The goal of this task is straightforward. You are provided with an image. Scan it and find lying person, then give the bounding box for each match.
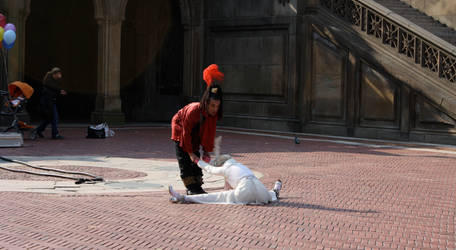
[168,154,282,205]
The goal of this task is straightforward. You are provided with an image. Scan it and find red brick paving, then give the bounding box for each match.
[1,127,455,249]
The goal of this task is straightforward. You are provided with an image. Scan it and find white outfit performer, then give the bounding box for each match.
[169,155,282,205]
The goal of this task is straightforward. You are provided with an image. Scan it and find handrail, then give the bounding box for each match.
[320,0,456,84]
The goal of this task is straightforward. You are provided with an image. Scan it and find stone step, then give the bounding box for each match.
[373,0,456,46]
[0,132,23,148]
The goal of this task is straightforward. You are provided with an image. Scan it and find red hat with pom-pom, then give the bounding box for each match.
[203,64,224,87]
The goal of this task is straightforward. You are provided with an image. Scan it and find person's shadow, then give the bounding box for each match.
[267,198,378,214]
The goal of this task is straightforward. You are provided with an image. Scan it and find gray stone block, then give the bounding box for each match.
[0,132,23,148]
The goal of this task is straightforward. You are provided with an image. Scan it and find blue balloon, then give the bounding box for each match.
[2,40,14,50]
[3,30,16,45]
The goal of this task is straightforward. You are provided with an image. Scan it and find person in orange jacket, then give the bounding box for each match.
[171,64,224,195]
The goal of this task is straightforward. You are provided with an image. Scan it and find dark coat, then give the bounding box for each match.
[40,76,61,119]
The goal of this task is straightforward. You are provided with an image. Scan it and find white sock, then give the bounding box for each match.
[273,180,282,192]
[273,180,282,198]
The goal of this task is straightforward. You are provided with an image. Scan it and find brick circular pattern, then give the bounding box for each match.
[0,165,147,181]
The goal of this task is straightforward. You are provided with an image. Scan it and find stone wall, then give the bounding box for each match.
[205,0,300,131]
[400,0,456,30]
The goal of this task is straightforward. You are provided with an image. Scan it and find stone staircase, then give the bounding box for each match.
[316,0,456,143]
[373,0,456,46]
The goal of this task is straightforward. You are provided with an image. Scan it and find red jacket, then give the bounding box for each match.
[171,102,218,153]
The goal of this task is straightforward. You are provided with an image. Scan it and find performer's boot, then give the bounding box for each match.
[182,176,207,195]
[182,176,201,195]
[194,176,207,194]
[185,184,206,195]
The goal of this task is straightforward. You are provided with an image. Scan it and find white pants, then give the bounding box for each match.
[184,177,277,205]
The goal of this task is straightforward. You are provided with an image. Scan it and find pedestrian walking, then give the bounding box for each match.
[31,67,66,140]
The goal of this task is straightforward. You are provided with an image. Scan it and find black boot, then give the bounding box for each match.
[186,184,206,195]
[30,129,44,140]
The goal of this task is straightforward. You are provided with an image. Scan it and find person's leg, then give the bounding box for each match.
[183,190,237,204]
[273,179,282,199]
[31,98,51,139]
[169,185,237,204]
[35,119,49,133]
[51,103,60,138]
[31,118,49,139]
[232,178,280,204]
[189,151,206,194]
[175,142,203,194]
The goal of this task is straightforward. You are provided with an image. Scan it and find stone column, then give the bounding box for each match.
[1,0,30,85]
[180,0,204,101]
[91,0,128,124]
[296,0,319,128]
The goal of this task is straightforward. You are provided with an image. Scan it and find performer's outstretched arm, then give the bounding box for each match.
[196,160,225,175]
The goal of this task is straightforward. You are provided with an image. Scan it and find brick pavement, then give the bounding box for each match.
[0,127,455,249]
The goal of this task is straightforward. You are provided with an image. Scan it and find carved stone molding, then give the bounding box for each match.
[320,0,456,86]
[93,0,128,24]
[179,0,202,29]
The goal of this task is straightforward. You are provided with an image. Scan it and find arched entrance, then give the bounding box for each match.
[23,0,193,123]
[25,0,97,122]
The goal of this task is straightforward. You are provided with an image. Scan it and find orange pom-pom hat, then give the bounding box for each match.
[203,64,224,87]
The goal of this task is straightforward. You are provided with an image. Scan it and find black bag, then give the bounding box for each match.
[87,126,105,139]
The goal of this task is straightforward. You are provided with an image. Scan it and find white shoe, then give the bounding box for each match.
[169,197,179,203]
[273,180,282,198]
[168,186,183,202]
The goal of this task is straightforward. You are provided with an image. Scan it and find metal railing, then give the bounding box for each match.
[320,0,456,84]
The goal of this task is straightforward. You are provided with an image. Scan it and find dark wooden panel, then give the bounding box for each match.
[311,32,346,122]
[359,63,399,125]
[412,94,456,131]
[206,20,296,119]
[211,28,287,98]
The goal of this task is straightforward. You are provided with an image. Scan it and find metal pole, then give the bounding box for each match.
[1,47,8,91]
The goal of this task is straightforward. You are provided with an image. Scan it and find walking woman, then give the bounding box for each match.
[171,64,224,195]
[31,67,67,140]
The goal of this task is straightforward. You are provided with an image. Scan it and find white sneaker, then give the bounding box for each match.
[273,180,282,198]
[169,197,179,203]
[168,186,183,202]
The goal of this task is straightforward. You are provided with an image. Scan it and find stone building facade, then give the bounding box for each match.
[1,0,456,144]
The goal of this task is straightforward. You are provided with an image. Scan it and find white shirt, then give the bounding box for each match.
[197,158,255,188]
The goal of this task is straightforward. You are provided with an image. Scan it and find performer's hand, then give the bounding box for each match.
[189,153,200,164]
[202,152,211,163]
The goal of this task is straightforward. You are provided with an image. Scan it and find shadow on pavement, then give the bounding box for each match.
[270,200,378,214]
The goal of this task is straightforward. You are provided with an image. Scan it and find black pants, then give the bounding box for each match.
[174,141,203,191]
[36,97,59,137]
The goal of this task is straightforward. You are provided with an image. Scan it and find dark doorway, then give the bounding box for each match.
[121,0,184,122]
[25,0,97,122]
